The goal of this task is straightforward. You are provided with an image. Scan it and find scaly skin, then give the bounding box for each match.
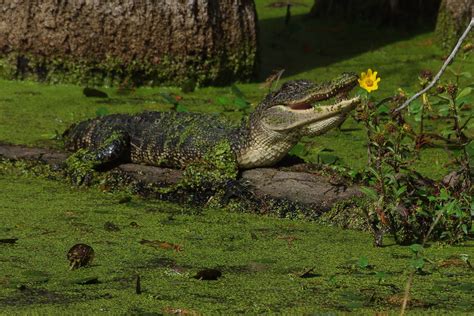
[64,73,361,169]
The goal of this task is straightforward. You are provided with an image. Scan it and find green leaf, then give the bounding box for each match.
[438,104,451,117]
[176,104,188,113]
[234,98,250,110]
[409,244,423,254]
[159,92,178,105]
[447,66,458,76]
[376,104,390,114]
[395,185,407,197]
[216,96,231,106]
[460,254,470,263]
[230,84,246,99]
[410,258,425,270]
[318,153,339,164]
[375,271,387,282]
[456,87,473,101]
[408,100,422,114]
[360,187,378,201]
[95,107,109,117]
[358,256,369,269]
[288,143,307,157]
[459,72,472,79]
[439,188,450,201]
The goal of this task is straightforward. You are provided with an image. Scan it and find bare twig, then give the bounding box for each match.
[399,210,445,316]
[395,18,474,112]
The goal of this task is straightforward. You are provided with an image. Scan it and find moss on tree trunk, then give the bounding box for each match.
[435,0,473,51]
[0,0,258,87]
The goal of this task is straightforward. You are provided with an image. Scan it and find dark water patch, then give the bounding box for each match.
[224,262,271,274]
[83,87,108,98]
[103,221,121,232]
[434,281,474,293]
[74,277,101,285]
[193,268,222,281]
[0,286,72,307]
[21,270,50,284]
[0,238,18,244]
[298,267,322,278]
[14,91,41,96]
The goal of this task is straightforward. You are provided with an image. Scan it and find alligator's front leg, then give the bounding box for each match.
[65,131,130,185]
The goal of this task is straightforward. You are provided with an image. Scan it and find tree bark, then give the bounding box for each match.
[435,0,473,51]
[310,0,441,27]
[0,0,258,87]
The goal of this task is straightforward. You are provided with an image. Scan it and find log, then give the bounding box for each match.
[0,0,258,86]
[0,143,362,214]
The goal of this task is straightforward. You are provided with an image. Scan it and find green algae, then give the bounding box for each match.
[180,140,238,190]
[0,1,473,313]
[0,168,473,314]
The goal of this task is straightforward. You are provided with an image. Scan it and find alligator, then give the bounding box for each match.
[64,73,361,170]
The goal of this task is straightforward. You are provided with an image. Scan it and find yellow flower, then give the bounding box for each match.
[358,69,381,93]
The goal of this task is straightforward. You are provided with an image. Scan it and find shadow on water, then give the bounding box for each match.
[257,12,439,79]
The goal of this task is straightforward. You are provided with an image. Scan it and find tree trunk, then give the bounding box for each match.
[310,0,441,27]
[435,0,473,51]
[0,0,258,87]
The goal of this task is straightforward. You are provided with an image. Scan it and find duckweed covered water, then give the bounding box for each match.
[1,169,473,314]
[1,0,473,313]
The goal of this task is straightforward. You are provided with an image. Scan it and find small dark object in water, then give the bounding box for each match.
[75,277,100,285]
[83,87,108,98]
[193,268,222,280]
[67,243,95,270]
[118,196,132,204]
[135,274,142,294]
[104,221,121,232]
[0,238,18,244]
[130,221,140,228]
[299,267,321,278]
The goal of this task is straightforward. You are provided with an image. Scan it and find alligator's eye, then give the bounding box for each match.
[288,102,312,110]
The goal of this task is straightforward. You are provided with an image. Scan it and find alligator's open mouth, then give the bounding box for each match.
[287,83,358,112]
[283,72,359,112]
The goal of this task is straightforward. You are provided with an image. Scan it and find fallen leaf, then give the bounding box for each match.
[140,239,183,252]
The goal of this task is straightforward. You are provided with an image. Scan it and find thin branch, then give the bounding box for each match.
[395,18,474,112]
[399,210,444,316]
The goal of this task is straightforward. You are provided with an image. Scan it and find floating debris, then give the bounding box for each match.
[67,243,95,270]
[193,268,222,281]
